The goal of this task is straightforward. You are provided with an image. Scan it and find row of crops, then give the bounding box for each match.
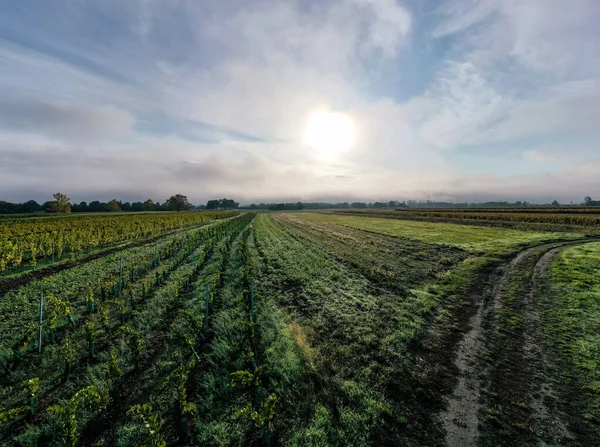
[3,211,399,446]
[0,211,493,446]
[397,207,600,214]
[0,211,238,271]
[4,210,596,446]
[402,211,600,226]
[336,209,600,227]
[0,212,258,445]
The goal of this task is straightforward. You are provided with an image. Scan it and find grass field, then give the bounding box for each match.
[545,243,600,421]
[296,212,584,253]
[0,211,598,446]
[333,208,600,234]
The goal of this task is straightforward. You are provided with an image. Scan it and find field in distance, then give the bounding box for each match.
[331,206,600,233]
[0,210,599,446]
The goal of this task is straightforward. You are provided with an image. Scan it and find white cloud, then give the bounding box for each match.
[522,150,558,163]
[1,0,599,203]
[433,0,497,38]
[354,0,412,57]
[0,97,133,142]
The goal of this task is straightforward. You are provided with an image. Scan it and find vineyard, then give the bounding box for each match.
[0,212,237,273]
[334,208,600,232]
[0,211,599,446]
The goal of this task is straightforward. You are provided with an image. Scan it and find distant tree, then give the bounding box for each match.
[71,201,88,213]
[166,194,192,212]
[584,196,593,206]
[87,201,105,212]
[143,199,154,211]
[551,200,559,206]
[131,201,143,212]
[22,200,41,213]
[51,192,71,214]
[121,202,131,212]
[350,202,368,209]
[206,199,220,210]
[107,199,121,212]
[0,201,21,214]
[41,201,54,212]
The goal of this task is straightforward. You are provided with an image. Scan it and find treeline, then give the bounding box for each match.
[0,194,243,215]
[242,201,408,210]
[0,198,179,214]
[3,195,596,215]
[240,198,597,210]
[201,198,239,210]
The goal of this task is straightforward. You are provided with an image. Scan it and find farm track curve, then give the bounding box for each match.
[442,237,600,447]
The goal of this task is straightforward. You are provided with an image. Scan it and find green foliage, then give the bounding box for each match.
[0,407,26,424]
[162,359,198,418]
[25,377,39,415]
[0,377,38,423]
[48,385,108,447]
[170,310,202,361]
[545,243,600,421]
[126,404,167,447]
[63,337,74,377]
[108,351,123,380]
[287,405,334,446]
[231,368,260,388]
[235,393,278,428]
[116,325,142,364]
[298,212,583,254]
[166,194,192,212]
[86,288,95,313]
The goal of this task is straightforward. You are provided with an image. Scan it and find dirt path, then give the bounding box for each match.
[441,238,600,447]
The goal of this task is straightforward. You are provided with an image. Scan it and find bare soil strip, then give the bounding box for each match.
[442,239,600,447]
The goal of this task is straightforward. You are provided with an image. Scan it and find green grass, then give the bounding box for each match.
[251,214,501,445]
[3,209,595,446]
[297,213,583,254]
[545,242,600,421]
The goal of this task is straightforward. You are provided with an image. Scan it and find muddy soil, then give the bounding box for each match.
[441,239,600,447]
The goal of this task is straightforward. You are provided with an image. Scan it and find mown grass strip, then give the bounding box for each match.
[297,213,583,254]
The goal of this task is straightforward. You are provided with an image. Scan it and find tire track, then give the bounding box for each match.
[442,238,600,447]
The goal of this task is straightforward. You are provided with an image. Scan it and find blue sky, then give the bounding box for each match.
[1,0,599,204]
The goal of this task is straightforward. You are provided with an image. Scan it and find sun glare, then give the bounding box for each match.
[304,108,356,158]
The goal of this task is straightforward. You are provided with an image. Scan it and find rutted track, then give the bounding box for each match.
[442,238,600,447]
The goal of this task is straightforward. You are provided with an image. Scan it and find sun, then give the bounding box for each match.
[304,108,356,158]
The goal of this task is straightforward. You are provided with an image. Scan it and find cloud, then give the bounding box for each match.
[522,150,560,163]
[0,0,599,203]
[433,0,497,38]
[0,97,133,142]
[354,0,412,57]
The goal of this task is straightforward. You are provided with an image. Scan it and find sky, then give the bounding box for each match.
[1,0,599,205]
